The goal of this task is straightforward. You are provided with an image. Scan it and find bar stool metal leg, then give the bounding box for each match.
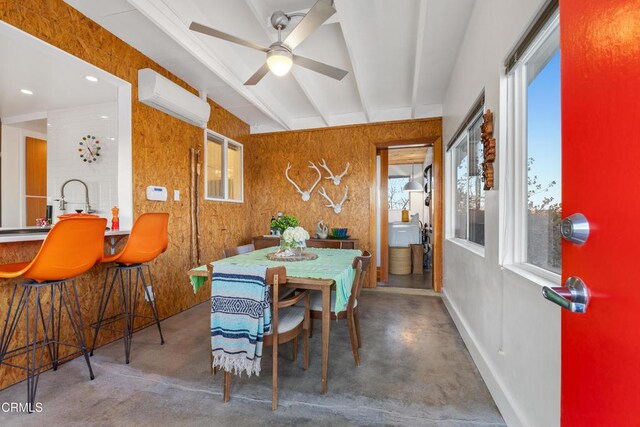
[63,280,95,381]
[118,268,132,364]
[90,266,118,356]
[91,263,165,363]
[0,285,26,366]
[141,265,164,345]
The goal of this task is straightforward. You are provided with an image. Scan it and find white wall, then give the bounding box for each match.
[0,124,47,228]
[47,102,118,221]
[441,1,561,427]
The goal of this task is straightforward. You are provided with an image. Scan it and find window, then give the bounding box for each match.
[503,9,561,278]
[388,176,410,210]
[450,114,485,246]
[204,130,243,202]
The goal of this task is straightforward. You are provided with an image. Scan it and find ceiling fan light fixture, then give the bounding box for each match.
[266,47,293,76]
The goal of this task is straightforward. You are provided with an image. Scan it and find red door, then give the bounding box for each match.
[560,0,640,424]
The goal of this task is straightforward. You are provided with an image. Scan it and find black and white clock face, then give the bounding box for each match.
[78,135,101,163]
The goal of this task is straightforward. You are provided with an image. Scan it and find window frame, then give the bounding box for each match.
[500,10,560,285]
[203,129,244,203]
[446,110,485,255]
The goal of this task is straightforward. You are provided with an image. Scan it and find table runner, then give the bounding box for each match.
[190,247,361,313]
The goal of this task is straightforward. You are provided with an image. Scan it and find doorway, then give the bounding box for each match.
[375,139,443,292]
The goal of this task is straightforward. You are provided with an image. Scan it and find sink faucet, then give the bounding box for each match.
[57,179,95,213]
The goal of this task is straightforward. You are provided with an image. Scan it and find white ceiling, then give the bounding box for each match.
[64,0,474,133]
[0,22,118,121]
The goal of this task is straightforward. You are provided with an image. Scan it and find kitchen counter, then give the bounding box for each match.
[0,228,130,244]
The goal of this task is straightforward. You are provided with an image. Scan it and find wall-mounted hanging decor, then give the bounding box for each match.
[285,162,321,201]
[78,135,101,163]
[318,159,350,185]
[481,109,496,190]
[319,186,349,214]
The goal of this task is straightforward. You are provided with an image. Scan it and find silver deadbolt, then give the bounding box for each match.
[560,213,589,245]
[542,277,590,313]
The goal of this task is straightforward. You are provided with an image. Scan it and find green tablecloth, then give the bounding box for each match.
[190,247,361,313]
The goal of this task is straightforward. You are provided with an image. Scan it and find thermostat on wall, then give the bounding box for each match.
[146,186,168,202]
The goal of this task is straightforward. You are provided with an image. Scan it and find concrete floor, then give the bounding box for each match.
[0,291,504,426]
[379,271,434,289]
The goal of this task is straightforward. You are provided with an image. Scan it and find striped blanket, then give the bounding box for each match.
[210,264,271,376]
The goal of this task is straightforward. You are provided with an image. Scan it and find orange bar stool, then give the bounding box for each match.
[0,217,107,410]
[90,213,168,363]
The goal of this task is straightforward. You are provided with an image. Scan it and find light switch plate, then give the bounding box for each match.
[174,190,180,201]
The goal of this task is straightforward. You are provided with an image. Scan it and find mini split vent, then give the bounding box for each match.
[138,68,211,128]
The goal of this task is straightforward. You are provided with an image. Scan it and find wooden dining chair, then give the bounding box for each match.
[222,243,255,258]
[308,251,371,366]
[223,266,310,411]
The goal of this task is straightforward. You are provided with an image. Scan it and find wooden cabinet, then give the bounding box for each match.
[252,236,359,250]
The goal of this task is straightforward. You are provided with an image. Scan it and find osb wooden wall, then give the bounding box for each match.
[245,118,442,287]
[0,0,252,390]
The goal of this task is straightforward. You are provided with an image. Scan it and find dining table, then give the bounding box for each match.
[187,246,361,394]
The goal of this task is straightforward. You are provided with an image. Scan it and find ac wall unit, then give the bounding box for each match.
[138,68,210,128]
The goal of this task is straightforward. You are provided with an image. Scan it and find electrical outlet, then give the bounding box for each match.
[174,190,180,201]
[144,285,155,302]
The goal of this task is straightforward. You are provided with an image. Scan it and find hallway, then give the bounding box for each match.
[0,291,503,426]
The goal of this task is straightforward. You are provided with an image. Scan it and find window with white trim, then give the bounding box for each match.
[504,9,561,278]
[204,130,243,202]
[450,112,485,247]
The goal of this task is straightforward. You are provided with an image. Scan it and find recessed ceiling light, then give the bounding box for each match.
[85,75,99,82]
[100,115,109,119]
[20,89,34,95]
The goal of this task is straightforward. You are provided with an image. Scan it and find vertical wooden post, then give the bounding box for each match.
[379,149,389,283]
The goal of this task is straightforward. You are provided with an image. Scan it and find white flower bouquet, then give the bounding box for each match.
[282,226,310,246]
[278,226,309,256]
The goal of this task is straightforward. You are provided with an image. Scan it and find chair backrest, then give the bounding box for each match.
[24,216,107,282]
[350,250,372,303]
[114,213,169,265]
[222,243,255,259]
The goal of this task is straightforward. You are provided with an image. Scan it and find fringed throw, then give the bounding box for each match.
[210,264,271,377]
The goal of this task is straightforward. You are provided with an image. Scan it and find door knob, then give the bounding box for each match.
[542,277,590,313]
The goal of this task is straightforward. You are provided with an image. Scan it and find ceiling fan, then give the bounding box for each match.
[189,0,348,85]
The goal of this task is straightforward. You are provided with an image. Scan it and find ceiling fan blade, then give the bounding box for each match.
[293,54,348,81]
[189,22,269,53]
[283,0,336,50]
[244,63,271,85]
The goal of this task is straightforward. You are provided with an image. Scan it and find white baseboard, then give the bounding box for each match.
[442,289,526,427]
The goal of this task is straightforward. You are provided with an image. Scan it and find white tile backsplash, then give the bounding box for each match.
[47,102,119,222]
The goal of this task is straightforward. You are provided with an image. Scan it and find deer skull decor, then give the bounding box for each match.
[318,159,350,186]
[319,186,349,214]
[285,162,322,202]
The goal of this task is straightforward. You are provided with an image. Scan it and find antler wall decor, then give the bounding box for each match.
[318,186,349,214]
[318,159,350,185]
[481,109,496,190]
[285,162,322,201]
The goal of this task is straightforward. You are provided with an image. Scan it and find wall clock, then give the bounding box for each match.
[78,135,101,163]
